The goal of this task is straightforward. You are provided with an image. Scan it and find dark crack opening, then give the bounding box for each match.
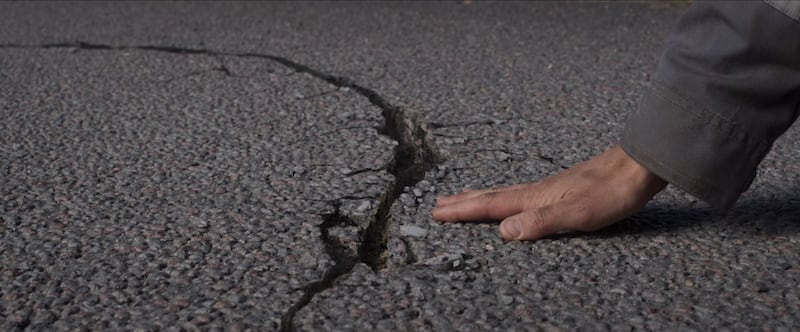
[536,152,570,170]
[0,41,444,332]
[266,53,443,272]
[279,204,358,332]
[362,103,439,270]
[272,59,443,328]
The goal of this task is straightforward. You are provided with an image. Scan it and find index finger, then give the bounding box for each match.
[432,189,530,222]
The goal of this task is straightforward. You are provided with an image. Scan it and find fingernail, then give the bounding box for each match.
[500,220,521,239]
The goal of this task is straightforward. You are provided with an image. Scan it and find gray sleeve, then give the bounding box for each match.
[620,0,800,209]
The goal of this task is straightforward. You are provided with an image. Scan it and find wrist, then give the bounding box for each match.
[615,146,667,196]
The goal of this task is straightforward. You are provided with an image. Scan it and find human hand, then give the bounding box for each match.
[432,146,667,241]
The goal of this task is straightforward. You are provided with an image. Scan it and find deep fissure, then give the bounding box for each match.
[0,41,442,331]
[279,204,358,332]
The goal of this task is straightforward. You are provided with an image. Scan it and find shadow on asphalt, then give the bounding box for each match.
[549,191,800,241]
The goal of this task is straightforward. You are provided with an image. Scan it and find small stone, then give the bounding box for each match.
[386,238,410,267]
[400,225,428,238]
[419,253,465,271]
[412,188,424,197]
[417,180,431,191]
[291,166,305,175]
[194,314,212,324]
[500,295,514,305]
[190,217,208,228]
[357,200,372,211]
[399,193,416,206]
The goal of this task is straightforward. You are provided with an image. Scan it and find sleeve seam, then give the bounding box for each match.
[649,80,768,149]
[621,138,712,195]
[648,80,771,167]
[621,140,736,208]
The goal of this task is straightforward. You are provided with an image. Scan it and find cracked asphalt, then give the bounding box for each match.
[2,2,800,331]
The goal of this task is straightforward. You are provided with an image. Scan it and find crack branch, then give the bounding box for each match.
[535,152,570,170]
[1,40,445,332]
[429,119,497,129]
[343,167,384,177]
[432,133,493,144]
[279,203,357,332]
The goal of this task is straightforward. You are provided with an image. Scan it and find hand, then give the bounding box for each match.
[432,146,667,241]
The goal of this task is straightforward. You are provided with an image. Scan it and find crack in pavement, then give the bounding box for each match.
[280,202,358,332]
[429,119,498,128]
[0,41,443,332]
[535,153,570,170]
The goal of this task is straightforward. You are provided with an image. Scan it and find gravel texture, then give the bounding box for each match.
[3,2,800,330]
[0,48,394,330]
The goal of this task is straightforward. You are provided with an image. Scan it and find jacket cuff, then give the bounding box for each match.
[620,81,772,209]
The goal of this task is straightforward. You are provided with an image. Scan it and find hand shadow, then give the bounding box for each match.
[549,191,800,241]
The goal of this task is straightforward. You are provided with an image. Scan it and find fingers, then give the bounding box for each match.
[432,190,530,222]
[433,146,667,242]
[499,202,593,241]
[435,189,483,207]
[435,183,535,207]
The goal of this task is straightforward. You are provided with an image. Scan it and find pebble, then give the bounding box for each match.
[9,5,800,331]
[419,253,465,271]
[399,225,428,238]
[399,193,416,207]
[357,200,372,211]
[190,217,209,228]
[0,47,397,331]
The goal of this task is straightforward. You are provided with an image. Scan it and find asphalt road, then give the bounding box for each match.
[2,2,800,331]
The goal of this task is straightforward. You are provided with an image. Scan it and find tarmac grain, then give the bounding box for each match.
[3,2,800,330]
[0,48,395,330]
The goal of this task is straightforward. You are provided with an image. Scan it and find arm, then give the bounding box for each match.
[622,0,800,209]
[434,1,800,240]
